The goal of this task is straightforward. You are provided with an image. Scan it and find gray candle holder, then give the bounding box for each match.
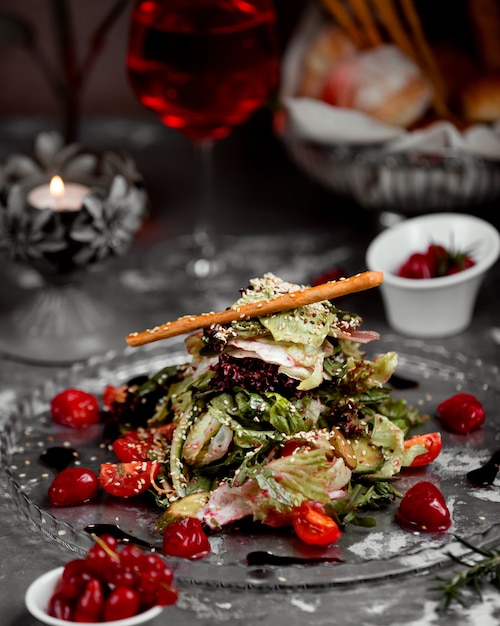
[0,131,148,363]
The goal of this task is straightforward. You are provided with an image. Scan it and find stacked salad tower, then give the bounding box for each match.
[107,273,429,542]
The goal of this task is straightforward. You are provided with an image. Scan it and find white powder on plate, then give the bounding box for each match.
[347,530,414,559]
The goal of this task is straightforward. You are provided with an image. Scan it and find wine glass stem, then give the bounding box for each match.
[189,140,220,278]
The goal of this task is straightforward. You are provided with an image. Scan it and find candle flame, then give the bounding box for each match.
[50,175,65,200]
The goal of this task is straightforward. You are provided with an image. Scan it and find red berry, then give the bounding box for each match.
[118,543,144,570]
[437,393,485,434]
[162,517,211,559]
[73,578,104,622]
[47,592,74,620]
[85,535,120,579]
[446,255,475,275]
[51,388,100,429]
[426,244,447,276]
[107,562,138,588]
[398,252,434,279]
[397,243,475,279]
[48,467,99,507]
[103,586,140,621]
[396,481,451,532]
[56,559,94,600]
[140,553,170,575]
[47,539,180,622]
[156,583,180,606]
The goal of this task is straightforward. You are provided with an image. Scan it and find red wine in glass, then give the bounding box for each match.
[126,0,279,282]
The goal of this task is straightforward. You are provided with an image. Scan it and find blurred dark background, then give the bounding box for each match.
[0,0,308,123]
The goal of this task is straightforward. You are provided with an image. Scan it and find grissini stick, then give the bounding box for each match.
[126,270,384,347]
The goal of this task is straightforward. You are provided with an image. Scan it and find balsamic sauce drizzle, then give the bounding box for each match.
[246,551,343,566]
[39,446,79,472]
[388,374,419,390]
[84,523,156,551]
[466,450,500,487]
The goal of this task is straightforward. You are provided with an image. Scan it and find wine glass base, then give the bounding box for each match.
[0,280,138,365]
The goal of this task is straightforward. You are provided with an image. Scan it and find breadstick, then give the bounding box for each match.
[126,271,384,347]
[371,0,416,62]
[400,0,450,118]
[349,0,383,48]
[322,0,367,48]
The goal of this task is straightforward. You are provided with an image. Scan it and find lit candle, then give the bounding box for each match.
[27,175,90,211]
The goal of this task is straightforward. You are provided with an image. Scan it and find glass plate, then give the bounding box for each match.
[2,336,500,590]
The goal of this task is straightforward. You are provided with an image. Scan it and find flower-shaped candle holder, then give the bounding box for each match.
[0,132,148,363]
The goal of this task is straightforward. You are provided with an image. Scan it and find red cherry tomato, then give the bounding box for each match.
[51,388,100,429]
[396,481,451,532]
[48,467,99,506]
[404,432,442,467]
[112,425,175,462]
[437,393,485,434]
[102,384,127,410]
[112,436,152,462]
[162,517,211,559]
[280,440,311,457]
[292,501,342,546]
[99,460,161,498]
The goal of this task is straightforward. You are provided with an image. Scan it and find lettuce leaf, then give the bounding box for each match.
[198,449,352,529]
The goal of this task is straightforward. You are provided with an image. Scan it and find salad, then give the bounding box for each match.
[102,273,435,547]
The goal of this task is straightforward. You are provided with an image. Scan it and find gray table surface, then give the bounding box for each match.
[1,117,500,626]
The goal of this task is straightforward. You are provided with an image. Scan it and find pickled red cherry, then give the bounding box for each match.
[437,393,485,434]
[47,593,74,620]
[162,517,211,559]
[56,559,94,600]
[46,535,179,622]
[103,586,140,621]
[85,534,120,578]
[73,578,104,622]
[396,481,451,532]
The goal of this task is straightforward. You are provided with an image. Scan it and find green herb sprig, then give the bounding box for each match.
[434,536,500,612]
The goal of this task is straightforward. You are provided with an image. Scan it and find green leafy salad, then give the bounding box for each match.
[107,273,429,538]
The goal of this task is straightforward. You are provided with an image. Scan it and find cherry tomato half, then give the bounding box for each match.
[112,436,151,462]
[292,501,342,546]
[404,432,442,467]
[112,425,175,462]
[99,461,160,498]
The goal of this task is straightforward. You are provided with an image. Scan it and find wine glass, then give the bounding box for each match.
[125,0,280,302]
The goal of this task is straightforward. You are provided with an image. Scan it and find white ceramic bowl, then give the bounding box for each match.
[365,213,500,337]
[25,567,164,626]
